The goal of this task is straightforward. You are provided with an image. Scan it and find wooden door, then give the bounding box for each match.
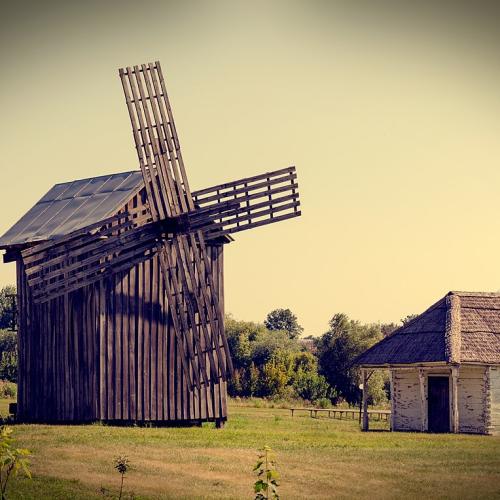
[428,376,450,433]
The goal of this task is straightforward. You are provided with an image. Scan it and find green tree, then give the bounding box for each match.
[0,287,15,331]
[264,309,303,339]
[252,330,299,367]
[381,322,399,337]
[293,370,330,402]
[260,358,290,397]
[225,314,334,401]
[0,331,17,383]
[401,314,418,325]
[316,313,386,405]
[225,315,268,369]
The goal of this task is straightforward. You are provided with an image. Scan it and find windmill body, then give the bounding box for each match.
[0,62,301,425]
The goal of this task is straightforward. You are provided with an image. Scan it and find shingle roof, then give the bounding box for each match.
[0,171,144,248]
[356,291,500,366]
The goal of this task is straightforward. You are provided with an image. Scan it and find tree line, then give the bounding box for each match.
[226,307,412,406]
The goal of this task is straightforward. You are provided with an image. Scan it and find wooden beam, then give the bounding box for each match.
[418,368,427,432]
[451,365,460,433]
[389,370,395,431]
[361,369,369,431]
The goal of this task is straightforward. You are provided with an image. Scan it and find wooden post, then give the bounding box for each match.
[418,368,427,432]
[388,369,394,431]
[361,369,369,431]
[451,365,459,433]
[484,367,493,435]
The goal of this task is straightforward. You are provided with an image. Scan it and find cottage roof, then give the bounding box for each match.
[0,171,144,249]
[356,291,500,366]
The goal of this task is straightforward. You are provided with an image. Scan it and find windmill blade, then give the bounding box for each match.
[119,61,233,385]
[190,166,301,239]
[119,62,192,221]
[22,208,156,303]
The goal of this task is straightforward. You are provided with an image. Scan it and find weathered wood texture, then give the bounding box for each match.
[391,365,490,434]
[457,365,487,434]
[16,197,227,424]
[489,366,500,435]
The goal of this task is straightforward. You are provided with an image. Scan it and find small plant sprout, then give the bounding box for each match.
[0,426,31,500]
[113,455,130,500]
[253,445,279,500]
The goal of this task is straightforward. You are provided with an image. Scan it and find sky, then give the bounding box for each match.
[1,1,500,336]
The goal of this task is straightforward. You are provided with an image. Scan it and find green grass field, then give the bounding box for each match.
[2,399,500,499]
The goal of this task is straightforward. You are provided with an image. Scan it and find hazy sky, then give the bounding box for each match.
[1,1,500,335]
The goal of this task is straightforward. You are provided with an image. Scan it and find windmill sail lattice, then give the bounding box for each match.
[20,61,301,390]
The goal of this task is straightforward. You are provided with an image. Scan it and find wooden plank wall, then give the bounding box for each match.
[457,365,487,434]
[392,369,422,431]
[489,366,500,435]
[391,366,490,434]
[16,242,227,424]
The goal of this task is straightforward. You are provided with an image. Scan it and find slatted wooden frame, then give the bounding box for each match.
[19,60,301,401]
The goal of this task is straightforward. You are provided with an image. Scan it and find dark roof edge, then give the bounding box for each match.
[353,294,448,366]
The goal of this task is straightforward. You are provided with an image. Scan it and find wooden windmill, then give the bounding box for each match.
[2,61,301,425]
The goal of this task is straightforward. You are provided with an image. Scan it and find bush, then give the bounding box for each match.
[0,381,16,399]
[316,397,331,409]
[292,370,330,402]
[0,331,16,383]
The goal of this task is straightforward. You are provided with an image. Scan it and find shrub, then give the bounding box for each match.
[293,370,330,402]
[0,426,31,499]
[0,332,17,383]
[315,398,331,409]
[253,446,279,500]
[113,455,130,500]
[0,382,16,400]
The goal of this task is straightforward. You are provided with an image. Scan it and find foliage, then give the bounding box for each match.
[0,288,15,332]
[0,332,17,383]
[252,330,300,367]
[226,311,391,405]
[254,446,279,500]
[226,315,309,400]
[264,308,303,340]
[293,370,331,402]
[366,370,390,406]
[401,314,418,325]
[315,397,331,409]
[0,426,31,499]
[316,313,387,405]
[0,382,16,400]
[113,455,130,500]
[260,359,290,398]
[380,322,399,337]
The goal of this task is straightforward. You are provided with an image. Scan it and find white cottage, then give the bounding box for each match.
[356,291,500,434]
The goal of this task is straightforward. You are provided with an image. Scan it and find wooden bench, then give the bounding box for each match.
[290,407,391,422]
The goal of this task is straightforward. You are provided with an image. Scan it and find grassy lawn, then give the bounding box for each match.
[1,399,499,499]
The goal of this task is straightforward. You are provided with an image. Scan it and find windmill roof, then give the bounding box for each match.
[356,291,500,366]
[0,171,144,248]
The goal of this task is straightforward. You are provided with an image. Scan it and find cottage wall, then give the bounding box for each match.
[457,365,487,434]
[392,369,422,431]
[391,366,490,434]
[489,366,500,435]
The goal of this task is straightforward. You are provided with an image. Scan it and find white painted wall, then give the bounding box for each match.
[392,370,422,431]
[489,366,500,435]
[457,365,487,434]
[391,366,490,434]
